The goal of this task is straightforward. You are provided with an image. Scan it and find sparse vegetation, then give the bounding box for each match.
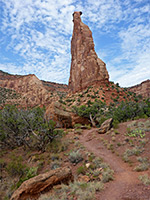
[72,99,150,127]
[39,181,103,200]
[0,77,150,200]
[134,157,149,171]
[0,87,21,105]
[69,150,83,164]
[0,105,58,151]
[123,146,144,162]
[101,168,114,183]
[139,174,150,185]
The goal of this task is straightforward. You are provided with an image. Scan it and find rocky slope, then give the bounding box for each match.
[69,11,109,92]
[129,79,150,99]
[0,70,68,107]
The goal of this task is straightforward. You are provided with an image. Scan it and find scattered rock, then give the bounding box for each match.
[98,118,113,134]
[85,163,91,168]
[10,167,73,200]
[69,11,109,92]
[78,175,90,183]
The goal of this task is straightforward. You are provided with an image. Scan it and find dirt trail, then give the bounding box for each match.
[79,128,150,200]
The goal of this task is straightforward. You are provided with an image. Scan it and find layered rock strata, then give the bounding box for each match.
[0,71,68,107]
[69,11,109,92]
[129,80,150,99]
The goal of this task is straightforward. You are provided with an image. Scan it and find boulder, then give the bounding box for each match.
[45,102,72,128]
[69,11,109,92]
[98,118,113,134]
[46,101,90,128]
[10,167,73,200]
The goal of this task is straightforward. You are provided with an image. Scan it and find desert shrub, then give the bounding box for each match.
[107,101,148,122]
[127,128,145,138]
[69,150,83,164]
[66,98,72,102]
[16,166,38,188]
[84,124,91,129]
[46,137,68,153]
[50,161,61,170]
[58,99,66,105]
[72,101,107,126]
[7,155,26,177]
[74,123,82,128]
[116,83,120,87]
[137,157,148,163]
[0,105,57,151]
[123,146,144,162]
[112,119,119,129]
[139,174,150,185]
[134,157,149,171]
[72,98,150,127]
[134,162,149,172]
[114,130,120,135]
[101,168,114,183]
[77,165,87,175]
[43,181,103,200]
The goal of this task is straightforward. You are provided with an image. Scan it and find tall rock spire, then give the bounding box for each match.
[69,11,109,92]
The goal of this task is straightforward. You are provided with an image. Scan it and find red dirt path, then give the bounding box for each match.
[79,128,150,200]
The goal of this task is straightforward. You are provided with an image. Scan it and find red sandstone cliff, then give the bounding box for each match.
[69,11,109,92]
[128,80,150,99]
[0,71,68,107]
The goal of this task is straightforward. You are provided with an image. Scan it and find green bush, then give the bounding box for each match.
[0,105,57,151]
[101,168,114,183]
[74,123,82,128]
[72,98,150,127]
[69,150,83,164]
[139,174,150,185]
[16,166,38,188]
[134,162,149,172]
[127,128,145,138]
[123,146,144,162]
[134,157,149,172]
[77,165,87,175]
[7,156,26,177]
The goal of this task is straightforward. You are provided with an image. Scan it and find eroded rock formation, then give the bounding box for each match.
[0,71,68,107]
[10,167,73,200]
[45,101,90,128]
[128,80,150,99]
[69,11,109,92]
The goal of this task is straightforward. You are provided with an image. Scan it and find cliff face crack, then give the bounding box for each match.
[69,11,109,92]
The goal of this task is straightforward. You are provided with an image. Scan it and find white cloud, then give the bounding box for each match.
[0,0,150,87]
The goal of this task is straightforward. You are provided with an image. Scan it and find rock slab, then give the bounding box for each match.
[69,11,109,92]
[98,118,113,134]
[45,101,90,128]
[10,167,73,200]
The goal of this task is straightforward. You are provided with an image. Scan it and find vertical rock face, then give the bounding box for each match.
[69,11,109,92]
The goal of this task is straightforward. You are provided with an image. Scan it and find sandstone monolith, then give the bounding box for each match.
[69,11,109,92]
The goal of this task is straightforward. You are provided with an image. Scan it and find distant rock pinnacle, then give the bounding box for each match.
[69,11,109,92]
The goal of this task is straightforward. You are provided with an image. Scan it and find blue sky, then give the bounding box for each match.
[0,0,150,87]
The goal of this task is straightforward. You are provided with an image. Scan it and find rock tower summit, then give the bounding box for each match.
[69,11,109,92]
